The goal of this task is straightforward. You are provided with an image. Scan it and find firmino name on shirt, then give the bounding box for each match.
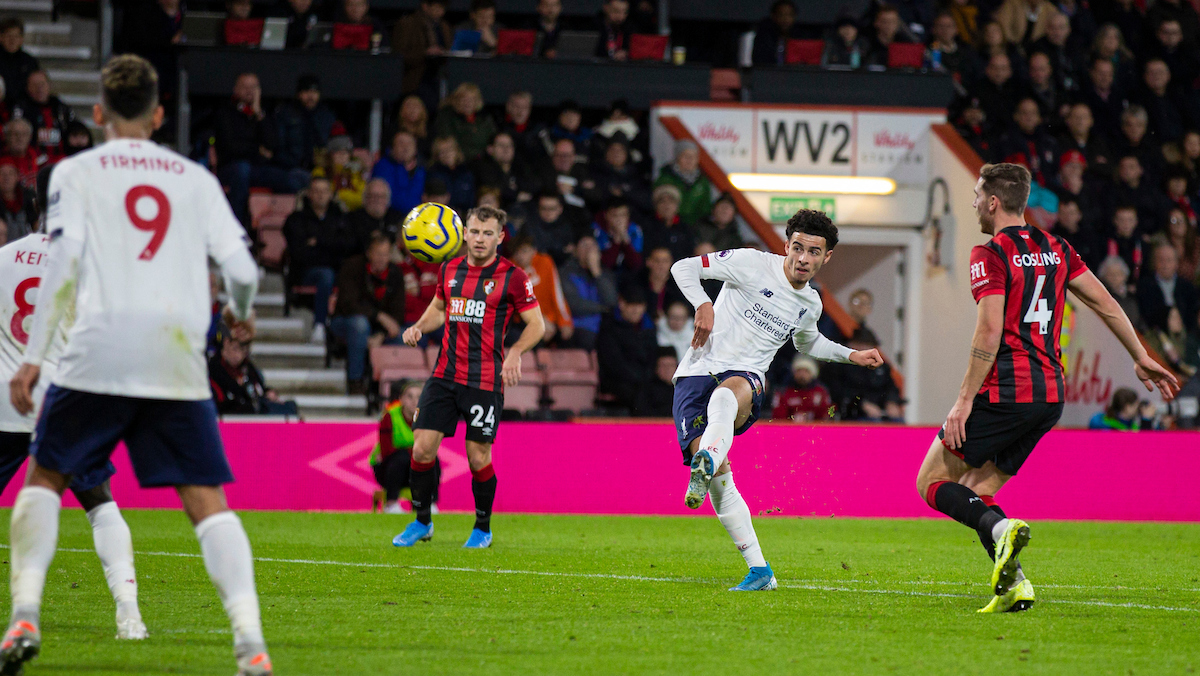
[97,154,185,173]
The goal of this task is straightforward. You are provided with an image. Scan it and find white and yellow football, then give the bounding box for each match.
[401,202,463,263]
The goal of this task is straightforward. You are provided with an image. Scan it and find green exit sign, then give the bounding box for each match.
[768,197,836,222]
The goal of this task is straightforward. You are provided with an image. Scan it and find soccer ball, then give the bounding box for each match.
[402,202,463,263]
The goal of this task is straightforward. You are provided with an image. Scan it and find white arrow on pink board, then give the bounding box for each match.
[307,432,471,497]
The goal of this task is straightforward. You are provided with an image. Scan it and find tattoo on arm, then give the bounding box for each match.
[970,347,996,362]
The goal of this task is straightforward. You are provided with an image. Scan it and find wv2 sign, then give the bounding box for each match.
[758,113,853,172]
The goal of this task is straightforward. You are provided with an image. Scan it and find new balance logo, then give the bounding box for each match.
[759,288,774,298]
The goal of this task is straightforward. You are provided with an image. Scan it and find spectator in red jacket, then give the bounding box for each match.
[3,117,44,188]
[771,356,834,422]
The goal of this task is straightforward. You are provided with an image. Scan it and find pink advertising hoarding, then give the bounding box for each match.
[1,420,1196,521]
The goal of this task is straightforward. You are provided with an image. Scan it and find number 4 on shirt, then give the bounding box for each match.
[1023,274,1053,335]
[125,185,170,261]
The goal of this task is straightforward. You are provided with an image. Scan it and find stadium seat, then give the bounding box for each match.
[378,366,435,385]
[496,29,536,56]
[256,227,287,272]
[332,23,372,50]
[548,384,597,412]
[371,345,427,381]
[887,43,925,69]
[543,349,598,384]
[504,383,542,414]
[425,345,441,367]
[785,39,824,65]
[223,19,264,46]
[629,34,668,61]
[710,68,741,101]
[249,193,297,231]
[520,351,544,385]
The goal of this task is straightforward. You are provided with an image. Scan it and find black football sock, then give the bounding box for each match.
[409,459,437,526]
[977,501,1007,560]
[471,464,497,533]
[928,481,1004,542]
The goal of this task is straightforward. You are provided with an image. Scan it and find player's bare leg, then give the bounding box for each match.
[394,429,443,547]
[463,441,496,548]
[684,376,753,509]
[74,482,146,640]
[916,440,1031,607]
[179,485,271,676]
[2,461,69,674]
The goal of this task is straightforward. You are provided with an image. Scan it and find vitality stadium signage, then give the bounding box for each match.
[651,102,946,189]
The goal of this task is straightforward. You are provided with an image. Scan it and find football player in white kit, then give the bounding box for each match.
[3,56,271,675]
[670,210,884,591]
[0,166,148,643]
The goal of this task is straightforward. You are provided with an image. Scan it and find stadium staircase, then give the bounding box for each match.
[0,0,101,129]
[251,271,369,418]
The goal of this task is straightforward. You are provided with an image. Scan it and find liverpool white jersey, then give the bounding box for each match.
[36,138,249,400]
[673,248,845,381]
[0,234,66,431]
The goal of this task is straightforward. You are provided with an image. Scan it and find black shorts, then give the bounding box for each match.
[938,395,1063,476]
[414,377,504,444]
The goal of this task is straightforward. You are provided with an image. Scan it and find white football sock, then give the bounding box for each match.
[9,486,61,623]
[195,511,264,651]
[991,518,1011,544]
[709,472,766,569]
[86,502,140,618]
[697,388,738,470]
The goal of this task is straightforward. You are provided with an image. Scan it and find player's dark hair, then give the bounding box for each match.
[100,55,159,121]
[785,209,839,250]
[467,205,507,228]
[978,163,1031,216]
[1106,387,1139,418]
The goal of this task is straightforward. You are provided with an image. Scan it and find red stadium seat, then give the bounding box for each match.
[425,345,441,367]
[224,19,264,46]
[256,227,286,271]
[887,43,925,69]
[379,367,434,386]
[249,193,297,231]
[520,351,544,385]
[784,39,824,65]
[543,349,598,385]
[371,346,428,381]
[504,384,543,413]
[496,29,536,56]
[332,23,372,50]
[710,68,741,101]
[548,384,596,412]
[629,34,667,61]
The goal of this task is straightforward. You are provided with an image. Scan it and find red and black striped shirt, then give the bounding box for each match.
[431,255,539,392]
[969,225,1088,404]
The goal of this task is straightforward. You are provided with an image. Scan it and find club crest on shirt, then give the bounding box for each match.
[484,280,495,295]
[797,308,807,323]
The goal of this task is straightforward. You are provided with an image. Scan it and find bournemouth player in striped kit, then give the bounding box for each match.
[393,206,544,549]
[915,163,1179,613]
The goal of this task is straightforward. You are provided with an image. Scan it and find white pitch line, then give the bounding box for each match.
[29,545,1199,613]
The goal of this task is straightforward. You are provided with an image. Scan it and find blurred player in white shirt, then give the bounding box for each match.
[0,166,147,642]
[669,210,883,591]
[3,56,270,675]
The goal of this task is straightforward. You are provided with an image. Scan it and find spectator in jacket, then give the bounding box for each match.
[771,355,833,422]
[208,330,296,415]
[274,0,319,49]
[654,140,711,226]
[340,0,389,48]
[694,194,746,251]
[593,198,644,273]
[1087,387,1144,430]
[373,130,426,216]
[825,13,869,68]
[546,100,593,157]
[971,53,1019,136]
[1115,105,1164,185]
[216,72,310,228]
[312,135,367,211]
[656,300,693,361]
[997,97,1059,186]
[392,0,452,97]
[752,0,805,66]
[638,246,685,320]
[927,11,980,85]
[0,158,33,243]
[434,83,495,161]
[370,379,439,513]
[531,0,564,58]
[62,120,92,156]
[597,284,658,411]
[1097,255,1143,330]
[547,138,594,209]
[1058,102,1112,180]
[395,94,431,158]
[283,177,356,343]
[823,328,904,421]
[1137,242,1200,334]
[993,0,1060,50]
[561,234,618,349]
[1106,204,1144,284]
[454,0,501,55]
[864,3,918,68]
[524,191,581,263]
[591,136,651,218]
[12,70,73,158]
[331,233,407,391]
[511,235,574,345]
[473,131,534,206]
[349,178,404,247]
[273,74,336,172]
[645,184,695,262]
[594,0,631,60]
[500,91,545,167]
[428,135,475,215]
[635,346,677,417]
[0,18,39,106]
[3,117,42,188]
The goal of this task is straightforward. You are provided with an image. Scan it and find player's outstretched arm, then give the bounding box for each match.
[670,256,717,347]
[1068,270,1180,400]
[942,294,1004,450]
[501,308,545,387]
[792,319,882,366]
[218,245,259,341]
[402,297,446,347]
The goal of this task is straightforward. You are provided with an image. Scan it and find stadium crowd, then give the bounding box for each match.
[0,0,1196,422]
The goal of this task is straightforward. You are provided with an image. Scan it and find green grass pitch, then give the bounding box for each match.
[4,509,1198,675]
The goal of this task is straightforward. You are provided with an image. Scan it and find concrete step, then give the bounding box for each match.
[59,93,99,107]
[262,368,347,394]
[25,22,71,46]
[26,44,92,60]
[254,316,307,341]
[47,69,100,83]
[0,0,52,13]
[292,394,369,419]
[252,342,325,357]
[259,272,285,294]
